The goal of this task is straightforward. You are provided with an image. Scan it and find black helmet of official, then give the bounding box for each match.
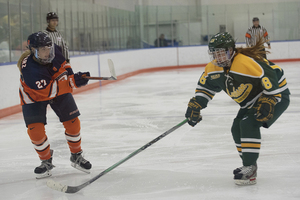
[46,12,58,23]
[27,32,52,49]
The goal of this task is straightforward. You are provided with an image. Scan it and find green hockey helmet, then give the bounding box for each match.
[208,32,236,67]
[208,32,235,52]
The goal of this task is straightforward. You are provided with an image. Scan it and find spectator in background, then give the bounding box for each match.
[44,12,70,63]
[0,26,9,63]
[245,17,271,59]
[126,36,134,49]
[154,34,168,47]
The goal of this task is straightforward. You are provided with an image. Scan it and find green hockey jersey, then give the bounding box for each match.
[195,53,290,109]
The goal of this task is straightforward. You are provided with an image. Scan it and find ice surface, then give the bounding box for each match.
[0,62,299,200]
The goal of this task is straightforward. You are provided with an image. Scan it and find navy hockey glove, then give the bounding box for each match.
[185,97,202,127]
[255,94,277,122]
[65,67,74,76]
[70,71,90,88]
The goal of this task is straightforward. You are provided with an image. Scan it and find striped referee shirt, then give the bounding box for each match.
[44,27,69,62]
[245,25,270,47]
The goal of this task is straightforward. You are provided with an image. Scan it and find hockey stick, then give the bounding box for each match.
[47,118,188,193]
[83,76,116,80]
[82,59,117,80]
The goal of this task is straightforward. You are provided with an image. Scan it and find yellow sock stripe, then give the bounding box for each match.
[241,143,261,148]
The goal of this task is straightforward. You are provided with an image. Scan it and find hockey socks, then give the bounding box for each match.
[27,123,51,160]
[63,117,82,153]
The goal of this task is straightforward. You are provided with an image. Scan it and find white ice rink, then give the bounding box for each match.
[0,62,299,200]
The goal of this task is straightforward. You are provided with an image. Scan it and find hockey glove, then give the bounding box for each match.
[65,67,74,76]
[185,97,202,127]
[70,71,90,88]
[255,94,277,122]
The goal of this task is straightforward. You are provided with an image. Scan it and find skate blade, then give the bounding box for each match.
[235,178,257,186]
[71,163,90,174]
[36,171,52,179]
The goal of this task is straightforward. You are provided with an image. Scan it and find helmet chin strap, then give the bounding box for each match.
[229,50,236,60]
[34,49,39,60]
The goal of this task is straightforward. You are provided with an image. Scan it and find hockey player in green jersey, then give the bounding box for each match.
[185,32,290,185]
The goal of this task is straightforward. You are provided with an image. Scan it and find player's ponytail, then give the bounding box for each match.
[17,50,31,74]
[235,36,269,61]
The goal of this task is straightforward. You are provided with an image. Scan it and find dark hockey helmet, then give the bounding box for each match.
[27,32,55,64]
[208,32,236,68]
[208,32,235,52]
[46,12,58,23]
[27,32,52,49]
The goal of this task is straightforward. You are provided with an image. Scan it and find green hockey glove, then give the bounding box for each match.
[185,97,202,127]
[255,94,277,122]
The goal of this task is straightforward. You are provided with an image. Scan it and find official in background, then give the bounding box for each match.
[245,17,270,58]
[44,12,70,63]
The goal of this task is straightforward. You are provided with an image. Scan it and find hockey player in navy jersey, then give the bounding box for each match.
[17,32,92,178]
[185,32,290,185]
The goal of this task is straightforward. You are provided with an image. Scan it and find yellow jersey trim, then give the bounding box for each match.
[230,54,264,78]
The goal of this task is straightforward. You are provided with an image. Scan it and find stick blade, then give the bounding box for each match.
[47,179,82,193]
[107,59,117,80]
[47,179,68,193]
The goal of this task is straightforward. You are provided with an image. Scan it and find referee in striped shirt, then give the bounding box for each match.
[44,12,70,63]
[245,17,270,58]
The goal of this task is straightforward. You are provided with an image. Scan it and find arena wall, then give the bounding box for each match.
[1,41,299,118]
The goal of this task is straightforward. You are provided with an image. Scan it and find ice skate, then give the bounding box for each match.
[233,166,245,175]
[70,151,92,174]
[34,150,55,179]
[234,164,257,185]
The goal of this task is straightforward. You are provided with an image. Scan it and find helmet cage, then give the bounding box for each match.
[208,47,235,68]
[34,44,55,64]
